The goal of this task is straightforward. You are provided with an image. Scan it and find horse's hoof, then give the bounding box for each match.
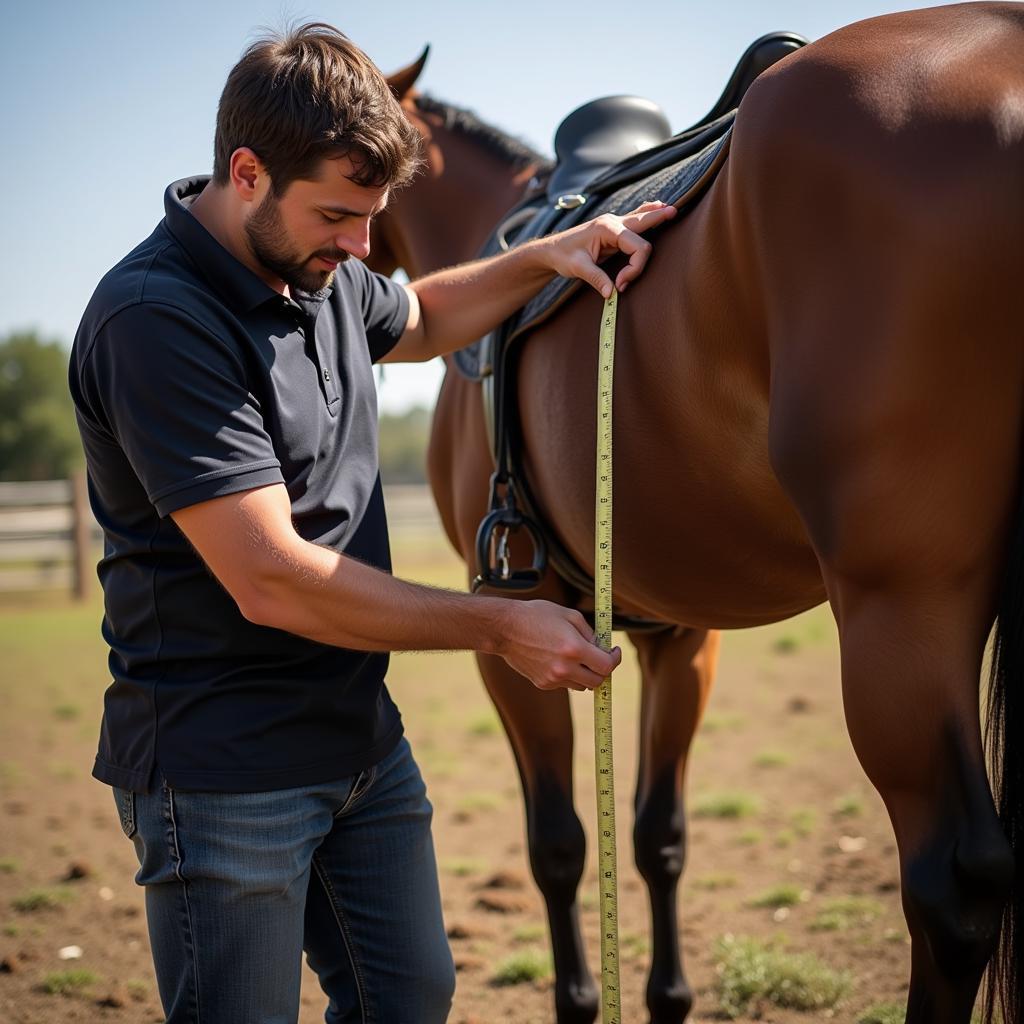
[555,978,600,1024]
[648,981,694,1024]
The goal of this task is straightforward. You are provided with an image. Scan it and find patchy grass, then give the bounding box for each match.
[492,949,552,986]
[0,857,20,873]
[753,749,790,768]
[52,703,80,721]
[693,792,759,820]
[467,712,501,738]
[11,886,73,912]
[713,935,851,1017]
[810,896,883,932]
[126,978,150,1000]
[440,857,487,878]
[790,807,817,837]
[701,712,746,734]
[512,923,545,943]
[691,873,737,892]
[774,830,795,848]
[621,932,650,957]
[737,829,764,846]
[2,922,19,936]
[456,792,502,814]
[772,634,801,654]
[857,1004,904,1024]
[40,969,99,995]
[748,884,806,909]
[834,793,864,817]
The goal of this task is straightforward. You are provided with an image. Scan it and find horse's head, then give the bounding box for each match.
[366,49,551,279]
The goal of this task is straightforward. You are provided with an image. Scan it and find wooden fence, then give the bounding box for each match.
[0,476,442,600]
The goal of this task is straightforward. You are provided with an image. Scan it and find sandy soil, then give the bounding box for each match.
[0,524,931,1023]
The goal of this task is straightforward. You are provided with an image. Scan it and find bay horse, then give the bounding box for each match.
[368,5,1024,1022]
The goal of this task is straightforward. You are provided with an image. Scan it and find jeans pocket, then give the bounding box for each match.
[112,787,137,839]
[332,765,377,819]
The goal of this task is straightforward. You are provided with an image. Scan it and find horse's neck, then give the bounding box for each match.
[408,132,539,276]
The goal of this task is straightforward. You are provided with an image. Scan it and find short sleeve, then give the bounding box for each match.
[77,302,283,517]
[341,260,410,363]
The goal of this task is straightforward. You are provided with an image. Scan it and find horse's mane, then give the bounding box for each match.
[413,95,553,175]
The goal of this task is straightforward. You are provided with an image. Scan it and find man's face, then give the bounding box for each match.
[244,155,389,293]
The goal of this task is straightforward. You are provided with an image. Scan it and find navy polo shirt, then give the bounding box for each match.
[69,176,410,794]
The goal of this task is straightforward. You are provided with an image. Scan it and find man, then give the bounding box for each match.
[69,21,677,1024]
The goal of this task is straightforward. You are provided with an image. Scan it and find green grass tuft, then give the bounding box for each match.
[440,857,486,878]
[753,749,790,768]
[11,886,73,912]
[834,793,864,817]
[467,713,501,737]
[772,634,801,654]
[810,896,883,932]
[790,808,817,837]
[749,884,804,909]
[40,969,99,995]
[492,949,552,986]
[714,935,851,1017]
[701,712,746,733]
[691,873,737,892]
[52,703,80,720]
[857,1004,904,1024]
[512,924,545,942]
[0,857,20,873]
[693,792,759,820]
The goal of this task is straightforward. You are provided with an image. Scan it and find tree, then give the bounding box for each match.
[0,330,83,481]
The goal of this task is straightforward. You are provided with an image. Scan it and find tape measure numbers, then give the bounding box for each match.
[594,290,620,1023]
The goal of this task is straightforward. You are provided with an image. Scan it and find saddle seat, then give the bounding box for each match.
[545,96,673,204]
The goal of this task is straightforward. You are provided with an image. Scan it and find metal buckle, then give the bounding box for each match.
[555,193,587,211]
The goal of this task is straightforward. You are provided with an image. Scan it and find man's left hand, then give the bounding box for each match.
[542,200,678,299]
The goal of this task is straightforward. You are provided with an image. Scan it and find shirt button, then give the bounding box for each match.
[323,369,332,383]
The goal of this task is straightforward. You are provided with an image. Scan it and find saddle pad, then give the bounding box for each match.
[453,117,734,380]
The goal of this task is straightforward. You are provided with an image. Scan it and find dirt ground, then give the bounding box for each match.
[0,515,942,1023]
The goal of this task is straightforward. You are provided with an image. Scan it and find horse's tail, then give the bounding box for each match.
[983,486,1024,1024]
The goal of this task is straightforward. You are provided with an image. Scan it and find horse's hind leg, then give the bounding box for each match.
[629,626,719,1024]
[473,649,599,1024]
[768,325,1021,1019]
[831,579,1013,1020]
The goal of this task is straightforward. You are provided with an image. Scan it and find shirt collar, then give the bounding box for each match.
[162,176,333,316]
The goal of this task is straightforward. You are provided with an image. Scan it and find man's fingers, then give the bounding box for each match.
[577,640,622,679]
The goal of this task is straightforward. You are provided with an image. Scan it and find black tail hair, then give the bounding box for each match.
[984,487,1024,1024]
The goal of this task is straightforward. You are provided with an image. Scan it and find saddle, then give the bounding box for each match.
[465,31,808,620]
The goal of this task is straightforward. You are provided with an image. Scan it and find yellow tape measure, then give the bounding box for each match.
[594,290,620,1023]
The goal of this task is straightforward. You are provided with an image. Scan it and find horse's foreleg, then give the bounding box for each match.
[473,650,598,1024]
[629,626,719,1024]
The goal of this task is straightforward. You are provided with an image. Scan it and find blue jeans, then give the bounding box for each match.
[112,737,455,1024]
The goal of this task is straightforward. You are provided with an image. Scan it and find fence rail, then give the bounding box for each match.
[0,476,442,599]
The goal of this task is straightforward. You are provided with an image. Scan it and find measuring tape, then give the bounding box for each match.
[594,290,620,1023]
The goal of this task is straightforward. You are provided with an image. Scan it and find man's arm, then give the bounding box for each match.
[379,201,677,364]
[171,483,621,692]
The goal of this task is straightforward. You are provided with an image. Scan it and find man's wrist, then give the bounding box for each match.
[473,594,517,657]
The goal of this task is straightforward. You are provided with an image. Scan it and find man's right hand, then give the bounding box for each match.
[497,600,622,692]
[171,484,621,693]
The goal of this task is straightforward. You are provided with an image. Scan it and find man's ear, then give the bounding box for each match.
[386,45,429,101]
[228,147,266,203]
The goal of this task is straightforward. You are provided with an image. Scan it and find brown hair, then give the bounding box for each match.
[212,22,423,195]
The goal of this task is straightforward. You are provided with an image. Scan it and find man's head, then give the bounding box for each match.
[211,23,423,292]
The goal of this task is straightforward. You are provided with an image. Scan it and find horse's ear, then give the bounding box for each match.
[387,45,430,100]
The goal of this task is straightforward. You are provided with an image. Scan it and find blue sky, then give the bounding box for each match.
[2,0,963,411]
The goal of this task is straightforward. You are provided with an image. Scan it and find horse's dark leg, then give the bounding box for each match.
[629,626,719,1024]
[821,578,1014,1021]
[474,649,599,1024]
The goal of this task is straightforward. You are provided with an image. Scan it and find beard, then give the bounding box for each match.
[244,191,349,294]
